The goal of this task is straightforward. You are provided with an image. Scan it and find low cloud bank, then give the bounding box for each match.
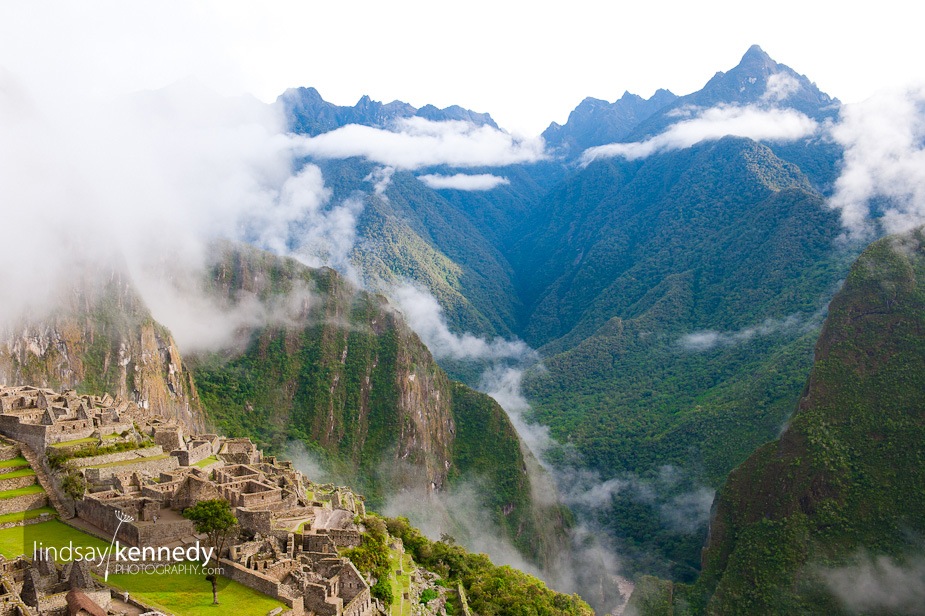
[821,554,925,614]
[678,312,821,352]
[295,117,545,170]
[418,172,510,191]
[581,104,817,164]
[828,84,925,237]
[391,284,532,362]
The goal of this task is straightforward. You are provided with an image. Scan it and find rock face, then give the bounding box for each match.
[189,244,564,568]
[194,245,457,491]
[0,271,202,432]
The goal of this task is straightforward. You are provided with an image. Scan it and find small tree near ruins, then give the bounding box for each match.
[183,498,238,604]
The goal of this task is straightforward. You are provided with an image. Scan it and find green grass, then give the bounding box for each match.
[192,456,218,468]
[0,507,56,525]
[389,547,413,616]
[0,456,28,469]
[0,484,44,499]
[78,454,170,469]
[49,436,97,448]
[0,520,109,561]
[0,468,35,480]
[106,570,288,616]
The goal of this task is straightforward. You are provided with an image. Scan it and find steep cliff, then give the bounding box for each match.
[189,244,562,566]
[0,270,203,431]
[628,228,925,614]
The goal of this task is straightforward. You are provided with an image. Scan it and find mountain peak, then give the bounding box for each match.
[742,44,772,62]
[736,44,778,74]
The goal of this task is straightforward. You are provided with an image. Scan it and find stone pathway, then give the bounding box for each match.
[18,441,72,519]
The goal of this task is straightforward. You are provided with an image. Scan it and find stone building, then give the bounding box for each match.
[0,385,375,616]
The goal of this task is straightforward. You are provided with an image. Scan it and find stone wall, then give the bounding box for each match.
[66,445,165,469]
[42,419,95,444]
[218,558,303,614]
[327,529,361,549]
[171,441,211,466]
[235,507,272,535]
[83,455,178,483]
[343,588,372,616]
[76,496,195,547]
[0,417,48,452]
[0,473,37,492]
[0,491,46,516]
[0,441,19,461]
[303,581,341,616]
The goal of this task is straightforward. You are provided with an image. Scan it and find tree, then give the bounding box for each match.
[182,499,238,604]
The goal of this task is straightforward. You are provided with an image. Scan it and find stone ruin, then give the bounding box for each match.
[0,553,112,616]
[0,386,135,456]
[0,384,377,616]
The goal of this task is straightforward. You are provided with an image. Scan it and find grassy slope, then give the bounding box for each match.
[630,229,925,614]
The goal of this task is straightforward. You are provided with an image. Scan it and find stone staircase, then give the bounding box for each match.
[16,441,72,519]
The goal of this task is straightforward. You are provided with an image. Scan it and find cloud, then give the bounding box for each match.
[294,117,545,170]
[678,312,817,352]
[581,104,818,163]
[364,166,394,196]
[828,84,925,237]
[821,554,925,614]
[660,487,715,533]
[391,284,532,362]
[0,69,364,351]
[418,172,511,191]
[762,72,801,103]
[479,366,554,458]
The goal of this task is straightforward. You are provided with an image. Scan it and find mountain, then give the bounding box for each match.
[540,46,837,165]
[279,87,498,136]
[629,228,925,614]
[273,46,854,581]
[542,89,678,157]
[515,135,852,578]
[0,243,568,577]
[186,243,569,569]
[0,269,203,431]
[629,45,839,141]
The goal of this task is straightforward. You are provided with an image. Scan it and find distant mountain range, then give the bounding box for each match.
[279,86,499,136]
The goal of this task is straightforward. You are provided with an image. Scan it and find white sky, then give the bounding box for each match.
[1,0,923,135]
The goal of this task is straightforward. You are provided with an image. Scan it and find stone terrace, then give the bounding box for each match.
[0,384,376,616]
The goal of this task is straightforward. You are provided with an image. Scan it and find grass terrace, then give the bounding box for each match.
[76,454,170,469]
[192,455,219,468]
[48,435,117,449]
[106,570,288,616]
[389,547,413,616]
[0,519,109,561]
[0,485,44,499]
[0,468,35,480]
[0,506,56,525]
[0,456,28,469]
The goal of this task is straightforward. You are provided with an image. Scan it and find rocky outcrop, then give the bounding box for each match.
[0,270,203,432]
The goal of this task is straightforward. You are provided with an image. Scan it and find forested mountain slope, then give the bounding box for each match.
[629,228,925,614]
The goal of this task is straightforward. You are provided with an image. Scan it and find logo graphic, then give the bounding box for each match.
[104,510,135,581]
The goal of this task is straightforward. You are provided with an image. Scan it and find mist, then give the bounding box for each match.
[828,84,925,238]
[820,554,925,614]
[0,70,336,348]
[391,286,724,613]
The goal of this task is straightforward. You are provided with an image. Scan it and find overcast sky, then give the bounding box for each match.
[1,1,923,135]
